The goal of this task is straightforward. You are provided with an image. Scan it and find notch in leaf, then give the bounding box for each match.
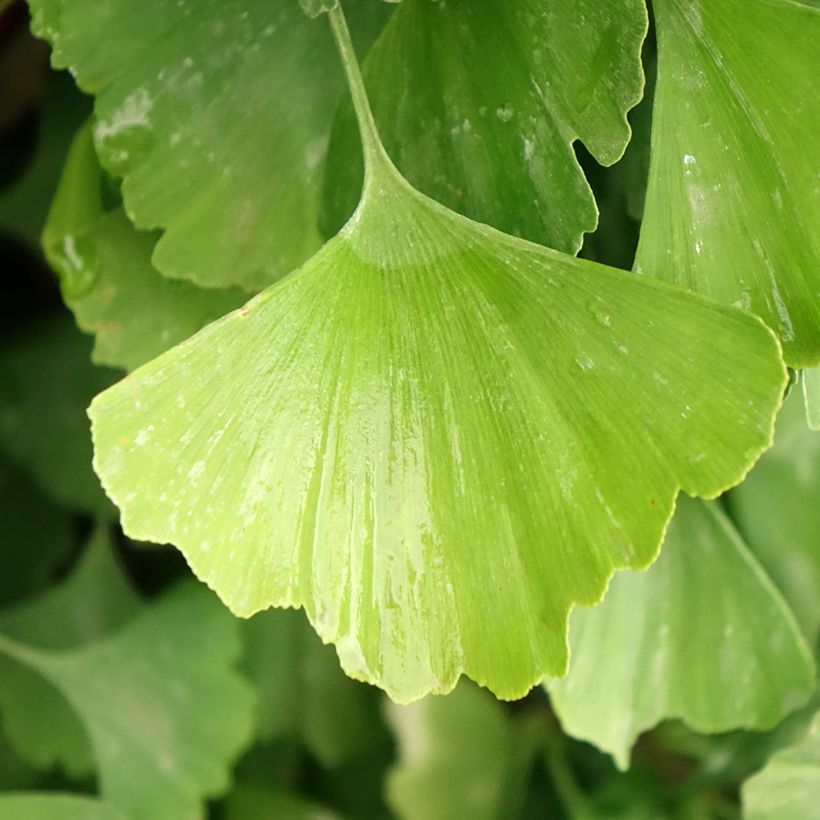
[90,4,786,702]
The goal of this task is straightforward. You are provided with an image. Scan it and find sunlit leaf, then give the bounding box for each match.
[547,496,815,770]
[323,0,647,251]
[385,683,530,820]
[803,368,820,431]
[635,0,820,367]
[242,608,386,767]
[0,315,117,513]
[742,711,820,820]
[728,387,820,645]
[0,584,255,820]
[0,526,141,776]
[43,122,245,371]
[0,794,125,820]
[90,74,787,702]
[28,0,391,291]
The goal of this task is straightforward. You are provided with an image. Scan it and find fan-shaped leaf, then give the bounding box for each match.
[323,0,647,250]
[547,496,815,770]
[635,0,820,366]
[803,368,820,431]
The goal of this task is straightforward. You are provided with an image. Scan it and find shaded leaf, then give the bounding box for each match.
[28,0,391,291]
[547,496,815,770]
[803,367,820,431]
[0,794,125,820]
[0,526,141,776]
[385,683,529,820]
[0,314,117,513]
[224,783,339,820]
[0,584,255,820]
[323,0,647,251]
[635,0,820,367]
[728,387,820,645]
[742,711,820,820]
[43,121,245,371]
[90,99,786,700]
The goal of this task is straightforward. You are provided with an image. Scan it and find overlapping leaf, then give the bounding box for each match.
[547,496,815,769]
[635,0,820,366]
[43,122,245,371]
[28,0,391,291]
[742,711,820,819]
[0,583,254,820]
[803,368,820,431]
[728,388,820,645]
[323,0,647,251]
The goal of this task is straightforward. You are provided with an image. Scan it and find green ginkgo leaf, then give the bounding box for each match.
[43,122,245,371]
[742,711,820,820]
[89,7,787,702]
[322,0,647,251]
[0,794,125,820]
[728,387,820,645]
[546,496,815,770]
[803,368,820,431]
[0,584,255,820]
[28,0,391,291]
[385,683,530,820]
[0,526,141,776]
[635,0,820,367]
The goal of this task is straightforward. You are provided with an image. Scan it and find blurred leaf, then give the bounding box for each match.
[0,314,117,513]
[224,783,339,820]
[0,793,125,820]
[635,0,820,367]
[0,584,255,820]
[547,496,815,770]
[0,526,141,776]
[323,0,648,251]
[243,608,387,768]
[90,81,786,700]
[728,388,820,645]
[742,711,820,820]
[42,121,246,371]
[803,368,820,431]
[28,0,390,291]
[385,683,534,820]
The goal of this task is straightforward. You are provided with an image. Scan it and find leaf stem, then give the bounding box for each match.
[543,730,596,820]
[0,631,49,673]
[328,3,393,186]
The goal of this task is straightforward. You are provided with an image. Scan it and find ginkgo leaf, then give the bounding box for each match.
[28,0,391,291]
[0,584,255,820]
[242,609,386,768]
[385,683,530,820]
[322,0,647,251]
[90,7,787,702]
[546,496,815,770]
[0,526,141,776]
[803,368,820,431]
[728,387,820,645]
[742,711,820,820]
[0,315,117,513]
[0,794,125,820]
[635,0,820,367]
[43,121,245,371]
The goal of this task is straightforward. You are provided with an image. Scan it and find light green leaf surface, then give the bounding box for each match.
[635,0,820,367]
[742,711,820,820]
[323,0,647,251]
[385,683,520,820]
[803,368,820,431]
[0,315,117,513]
[0,526,141,776]
[43,122,246,371]
[0,584,254,820]
[28,0,390,291]
[728,388,820,645]
[0,794,125,820]
[90,8,786,701]
[243,609,384,767]
[547,496,815,770]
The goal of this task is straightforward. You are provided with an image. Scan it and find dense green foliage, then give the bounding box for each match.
[0,0,818,817]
